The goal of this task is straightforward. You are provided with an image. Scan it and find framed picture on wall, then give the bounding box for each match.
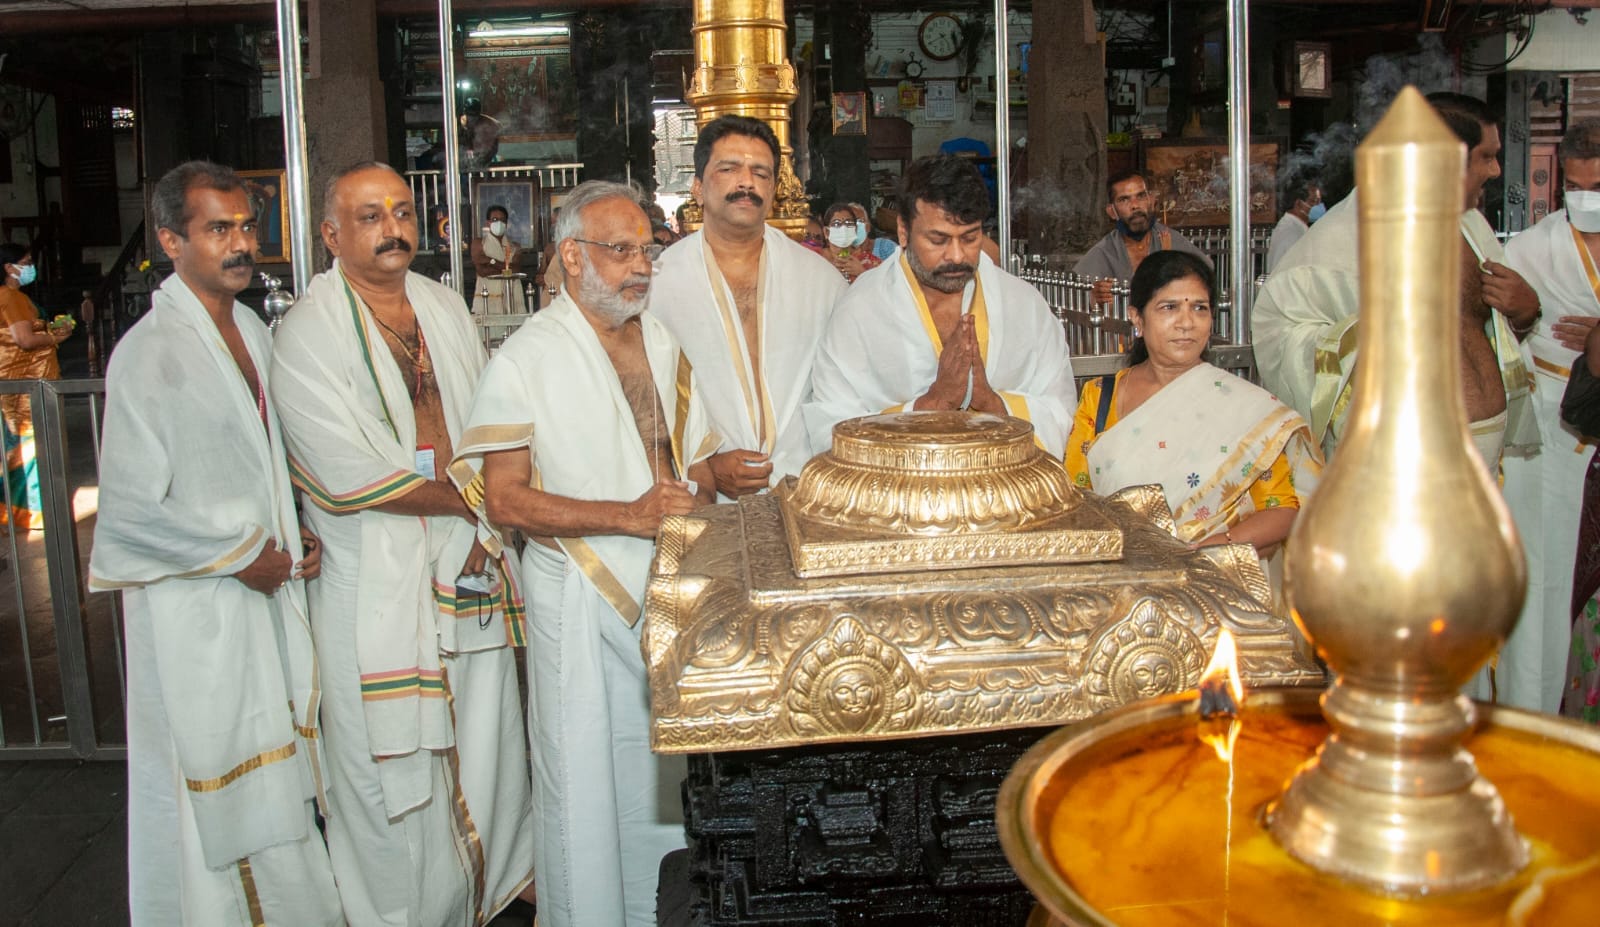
[238,169,291,265]
[1139,138,1282,228]
[832,92,867,136]
[472,178,539,250]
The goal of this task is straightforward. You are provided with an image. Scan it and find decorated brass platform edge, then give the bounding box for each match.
[777,487,1125,578]
[643,490,1322,754]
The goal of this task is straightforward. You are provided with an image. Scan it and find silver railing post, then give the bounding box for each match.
[1226,0,1251,347]
[439,3,465,295]
[993,0,1011,268]
[275,0,314,296]
[33,382,98,757]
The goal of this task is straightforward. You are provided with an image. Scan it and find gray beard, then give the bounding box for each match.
[906,246,973,295]
[577,251,649,325]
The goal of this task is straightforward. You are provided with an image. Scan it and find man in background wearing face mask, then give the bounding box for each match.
[1503,118,1600,717]
[271,161,535,926]
[1266,172,1322,272]
[652,115,844,499]
[1074,169,1211,306]
[807,154,1077,457]
[471,203,528,314]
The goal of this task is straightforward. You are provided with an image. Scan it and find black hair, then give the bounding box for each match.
[321,160,402,224]
[486,204,509,220]
[692,115,781,179]
[1106,169,1149,204]
[1125,251,1215,367]
[822,202,857,226]
[0,242,29,269]
[1560,118,1600,162]
[897,154,990,227]
[1425,92,1498,150]
[152,161,247,236]
[1280,170,1317,210]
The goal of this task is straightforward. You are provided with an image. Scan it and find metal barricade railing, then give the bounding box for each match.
[0,378,124,760]
[1014,265,1259,385]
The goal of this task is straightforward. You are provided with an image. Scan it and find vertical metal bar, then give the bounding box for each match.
[993,0,1011,268]
[1226,0,1251,347]
[34,383,97,757]
[439,4,466,295]
[275,0,314,297]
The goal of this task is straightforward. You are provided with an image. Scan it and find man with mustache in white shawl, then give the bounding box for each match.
[89,161,342,925]
[651,115,844,498]
[271,162,534,926]
[806,155,1076,455]
[1501,119,1600,714]
[450,180,720,927]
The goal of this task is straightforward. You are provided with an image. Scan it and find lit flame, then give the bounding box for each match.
[1198,628,1245,763]
[1203,627,1248,707]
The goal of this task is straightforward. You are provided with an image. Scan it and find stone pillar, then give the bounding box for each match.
[1023,0,1106,258]
[303,0,387,258]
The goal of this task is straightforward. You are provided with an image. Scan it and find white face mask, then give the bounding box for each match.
[489,220,507,237]
[1566,190,1600,234]
[826,226,856,249]
[852,221,869,247]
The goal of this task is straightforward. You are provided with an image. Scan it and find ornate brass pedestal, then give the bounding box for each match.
[643,411,1319,754]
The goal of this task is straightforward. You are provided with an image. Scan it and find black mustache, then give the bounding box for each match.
[725,190,764,208]
[375,237,413,256]
[222,253,255,270]
[933,263,975,276]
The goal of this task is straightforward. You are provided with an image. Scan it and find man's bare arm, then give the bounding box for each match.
[481,447,696,540]
[371,479,473,519]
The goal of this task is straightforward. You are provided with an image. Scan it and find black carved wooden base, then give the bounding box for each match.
[659,727,1053,926]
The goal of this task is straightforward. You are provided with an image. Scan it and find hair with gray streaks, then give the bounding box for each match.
[552,180,645,245]
[1561,119,1600,163]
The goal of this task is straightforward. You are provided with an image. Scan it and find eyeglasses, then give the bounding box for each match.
[573,238,664,263]
[826,219,861,228]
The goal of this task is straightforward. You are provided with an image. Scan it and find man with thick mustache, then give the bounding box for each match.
[450,180,719,926]
[1074,170,1210,289]
[271,161,534,926]
[651,115,844,499]
[807,154,1077,456]
[91,161,342,925]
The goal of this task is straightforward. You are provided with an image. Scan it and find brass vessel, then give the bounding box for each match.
[1264,86,1529,894]
[643,412,1321,754]
[682,0,808,237]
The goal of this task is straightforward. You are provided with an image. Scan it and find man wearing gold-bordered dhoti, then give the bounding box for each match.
[91,162,342,926]
[270,162,533,926]
[805,154,1076,456]
[1500,119,1600,714]
[652,115,845,499]
[450,180,719,927]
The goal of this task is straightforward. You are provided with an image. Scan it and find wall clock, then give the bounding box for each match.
[918,12,963,62]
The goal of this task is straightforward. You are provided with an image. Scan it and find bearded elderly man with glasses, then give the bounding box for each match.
[450,179,720,927]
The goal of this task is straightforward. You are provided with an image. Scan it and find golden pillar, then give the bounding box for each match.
[683,0,809,238]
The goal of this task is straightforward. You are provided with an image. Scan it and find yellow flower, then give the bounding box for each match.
[138,260,151,272]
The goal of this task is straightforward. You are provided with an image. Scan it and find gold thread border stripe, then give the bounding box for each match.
[186,742,297,793]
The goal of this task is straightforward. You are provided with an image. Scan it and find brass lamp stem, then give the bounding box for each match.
[1265,86,1528,895]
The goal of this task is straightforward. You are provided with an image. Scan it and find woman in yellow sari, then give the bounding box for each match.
[0,243,70,530]
[1064,251,1322,556]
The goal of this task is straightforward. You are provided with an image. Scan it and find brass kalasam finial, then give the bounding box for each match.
[1265,86,1529,894]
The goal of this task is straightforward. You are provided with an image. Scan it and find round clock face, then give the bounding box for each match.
[919,13,963,62]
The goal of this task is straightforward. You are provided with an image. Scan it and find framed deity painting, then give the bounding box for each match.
[1139,139,1282,228]
[238,169,291,265]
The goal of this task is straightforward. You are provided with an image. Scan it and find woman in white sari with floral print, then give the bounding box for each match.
[1064,251,1323,565]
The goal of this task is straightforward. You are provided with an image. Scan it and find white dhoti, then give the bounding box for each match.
[805,252,1077,457]
[273,265,534,926]
[1489,210,1600,712]
[451,294,721,927]
[90,275,341,926]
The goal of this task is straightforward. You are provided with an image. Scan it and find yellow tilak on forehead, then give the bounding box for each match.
[384,195,394,209]
[233,213,245,221]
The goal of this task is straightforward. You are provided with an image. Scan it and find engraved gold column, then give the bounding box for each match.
[1264,86,1529,895]
[683,0,809,238]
